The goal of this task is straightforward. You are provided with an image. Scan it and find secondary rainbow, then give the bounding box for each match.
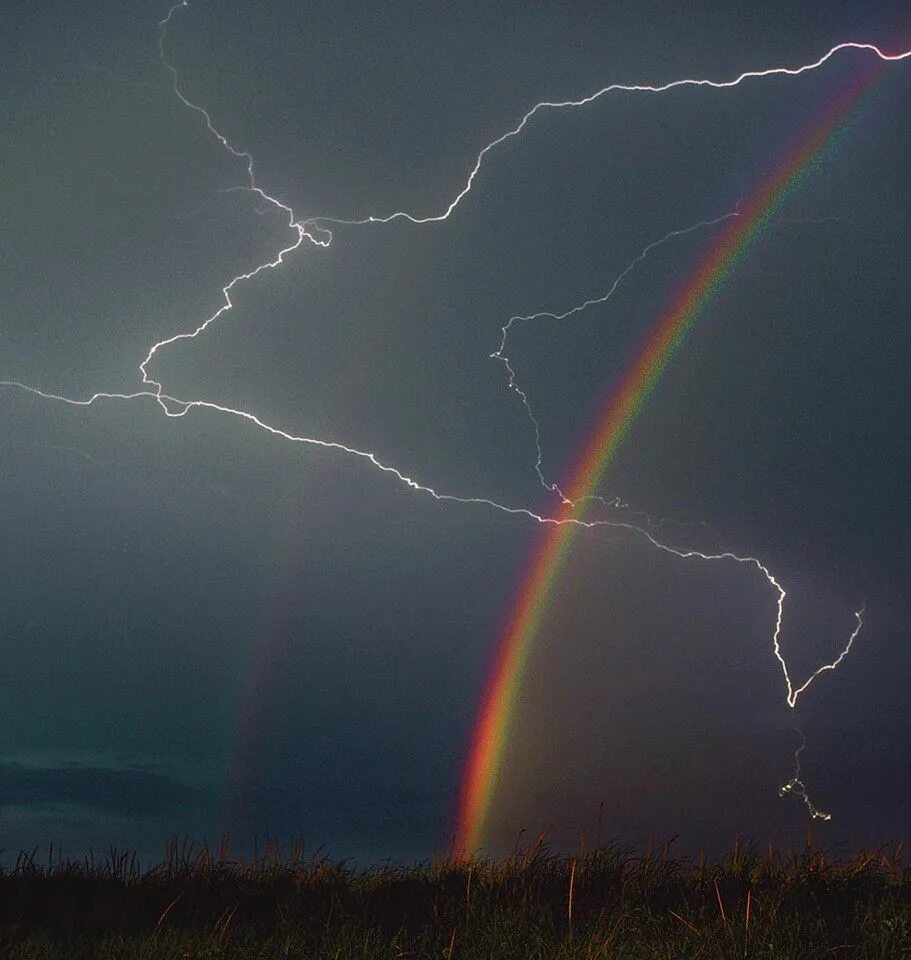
[455,65,881,855]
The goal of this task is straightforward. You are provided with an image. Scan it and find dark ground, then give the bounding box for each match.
[2,838,910,958]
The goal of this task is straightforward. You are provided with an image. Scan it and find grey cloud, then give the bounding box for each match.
[0,761,204,819]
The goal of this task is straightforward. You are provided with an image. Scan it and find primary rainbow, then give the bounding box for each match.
[454,65,881,855]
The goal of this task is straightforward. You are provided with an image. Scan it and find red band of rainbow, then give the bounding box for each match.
[455,64,881,856]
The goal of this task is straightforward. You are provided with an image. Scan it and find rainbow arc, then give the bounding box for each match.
[455,64,881,855]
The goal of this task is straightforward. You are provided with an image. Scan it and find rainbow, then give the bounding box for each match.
[454,64,881,855]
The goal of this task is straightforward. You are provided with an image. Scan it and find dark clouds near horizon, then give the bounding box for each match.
[0,760,201,820]
[0,0,908,864]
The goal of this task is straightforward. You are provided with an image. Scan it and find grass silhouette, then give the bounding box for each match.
[1,835,909,958]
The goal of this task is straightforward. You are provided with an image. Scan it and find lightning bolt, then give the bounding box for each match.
[489,207,743,503]
[4,3,904,821]
[780,729,834,821]
[138,1,332,414]
[307,42,910,228]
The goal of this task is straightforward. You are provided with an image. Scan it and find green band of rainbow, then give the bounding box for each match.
[455,65,879,855]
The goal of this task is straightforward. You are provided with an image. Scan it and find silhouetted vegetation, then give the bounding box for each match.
[1,836,910,958]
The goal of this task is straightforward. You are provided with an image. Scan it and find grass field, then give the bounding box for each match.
[1,837,909,958]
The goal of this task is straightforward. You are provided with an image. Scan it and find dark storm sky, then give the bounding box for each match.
[1,1,908,864]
